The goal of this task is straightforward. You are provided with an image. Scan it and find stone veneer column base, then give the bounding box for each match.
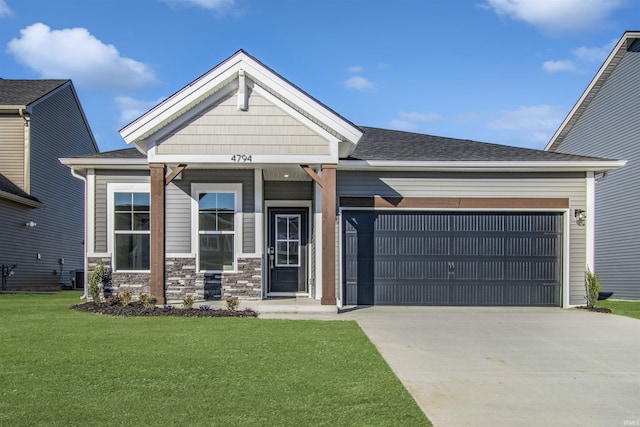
[222,257,263,300]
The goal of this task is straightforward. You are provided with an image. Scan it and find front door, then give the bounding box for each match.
[268,208,308,293]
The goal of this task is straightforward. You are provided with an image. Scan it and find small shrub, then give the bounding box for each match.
[585,268,601,309]
[88,262,106,303]
[139,294,148,303]
[225,297,239,311]
[142,295,158,309]
[105,294,121,306]
[121,289,133,306]
[182,294,195,309]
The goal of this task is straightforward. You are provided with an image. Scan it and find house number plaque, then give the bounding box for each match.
[230,154,252,163]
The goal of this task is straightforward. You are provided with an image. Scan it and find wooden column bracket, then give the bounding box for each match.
[301,165,323,187]
[165,164,187,186]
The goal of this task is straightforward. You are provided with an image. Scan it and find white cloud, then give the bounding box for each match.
[115,96,165,125]
[390,111,442,131]
[344,76,374,91]
[542,59,576,72]
[488,105,564,144]
[163,0,234,10]
[543,38,617,73]
[0,0,12,17]
[482,0,624,32]
[6,23,157,90]
[347,65,363,73]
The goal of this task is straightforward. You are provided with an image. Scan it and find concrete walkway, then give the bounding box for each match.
[340,307,640,427]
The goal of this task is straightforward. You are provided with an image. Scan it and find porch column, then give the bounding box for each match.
[149,163,166,304]
[321,164,337,305]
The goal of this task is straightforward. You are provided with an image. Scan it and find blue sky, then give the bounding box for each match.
[1,0,638,152]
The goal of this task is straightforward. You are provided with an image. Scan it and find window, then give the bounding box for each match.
[192,184,242,272]
[107,183,150,272]
[275,214,300,266]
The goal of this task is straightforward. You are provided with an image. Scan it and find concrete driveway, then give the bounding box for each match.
[342,307,640,427]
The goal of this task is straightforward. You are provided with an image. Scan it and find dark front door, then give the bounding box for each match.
[268,208,308,293]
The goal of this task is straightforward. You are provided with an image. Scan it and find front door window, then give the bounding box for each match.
[275,214,300,267]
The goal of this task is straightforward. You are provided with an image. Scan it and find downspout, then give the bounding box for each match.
[70,168,88,299]
[18,108,31,193]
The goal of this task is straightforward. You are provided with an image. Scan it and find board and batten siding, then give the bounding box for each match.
[0,84,97,289]
[0,115,25,190]
[551,43,640,300]
[156,89,330,156]
[337,171,588,306]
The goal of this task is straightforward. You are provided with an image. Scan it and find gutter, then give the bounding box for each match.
[70,168,88,300]
[338,160,627,173]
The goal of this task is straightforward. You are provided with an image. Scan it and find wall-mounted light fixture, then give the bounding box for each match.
[25,221,37,228]
[574,209,586,226]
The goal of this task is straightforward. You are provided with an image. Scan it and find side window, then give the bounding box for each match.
[198,192,235,271]
[113,192,150,271]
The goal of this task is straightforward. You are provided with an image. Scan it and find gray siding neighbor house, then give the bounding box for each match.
[61,50,624,308]
[0,79,98,291]
[546,31,640,300]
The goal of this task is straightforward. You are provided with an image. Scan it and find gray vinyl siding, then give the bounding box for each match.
[0,115,25,190]
[156,89,330,156]
[264,181,313,200]
[0,84,97,289]
[337,171,587,305]
[551,45,640,299]
[94,171,149,253]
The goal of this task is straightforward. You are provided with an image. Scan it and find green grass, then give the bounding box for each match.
[597,299,640,320]
[0,292,430,426]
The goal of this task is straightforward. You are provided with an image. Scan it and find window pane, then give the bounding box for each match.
[133,193,150,211]
[289,217,299,240]
[114,212,131,230]
[276,241,288,265]
[199,212,217,231]
[115,193,132,210]
[199,234,234,271]
[288,242,299,265]
[133,213,150,230]
[115,234,149,270]
[277,216,288,240]
[217,193,234,212]
[218,212,234,231]
[199,193,218,210]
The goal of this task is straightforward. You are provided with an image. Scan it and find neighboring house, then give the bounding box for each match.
[545,31,640,300]
[61,50,624,308]
[0,79,98,291]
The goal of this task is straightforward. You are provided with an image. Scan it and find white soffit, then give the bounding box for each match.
[119,50,363,148]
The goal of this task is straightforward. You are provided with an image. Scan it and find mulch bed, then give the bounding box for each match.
[69,301,258,317]
[575,306,612,314]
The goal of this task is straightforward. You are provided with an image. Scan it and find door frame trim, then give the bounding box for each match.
[264,200,312,298]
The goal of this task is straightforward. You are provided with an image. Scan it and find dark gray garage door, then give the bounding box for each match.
[343,211,562,306]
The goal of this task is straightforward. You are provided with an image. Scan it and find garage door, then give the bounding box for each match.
[342,211,562,306]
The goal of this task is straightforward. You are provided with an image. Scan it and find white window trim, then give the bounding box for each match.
[107,183,151,273]
[191,183,243,273]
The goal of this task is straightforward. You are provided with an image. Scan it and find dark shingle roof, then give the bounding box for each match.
[349,127,610,162]
[71,147,145,159]
[0,173,42,203]
[0,79,69,105]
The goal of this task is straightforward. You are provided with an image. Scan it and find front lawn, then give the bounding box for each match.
[0,292,430,426]
[597,299,640,320]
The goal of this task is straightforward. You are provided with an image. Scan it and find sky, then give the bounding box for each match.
[0,0,638,152]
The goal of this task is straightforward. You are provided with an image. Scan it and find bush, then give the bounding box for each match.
[585,268,601,309]
[121,289,133,306]
[105,294,121,306]
[139,294,158,309]
[88,262,106,303]
[182,294,195,309]
[225,297,239,311]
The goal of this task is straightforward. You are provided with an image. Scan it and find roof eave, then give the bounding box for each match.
[0,191,45,208]
[338,160,627,173]
[59,157,149,170]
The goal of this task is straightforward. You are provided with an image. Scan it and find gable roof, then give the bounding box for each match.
[545,31,640,152]
[0,79,69,106]
[119,49,363,155]
[351,127,608,162]
[0,173,44,208]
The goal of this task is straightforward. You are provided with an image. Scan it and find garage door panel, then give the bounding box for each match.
[343,211,562,306]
